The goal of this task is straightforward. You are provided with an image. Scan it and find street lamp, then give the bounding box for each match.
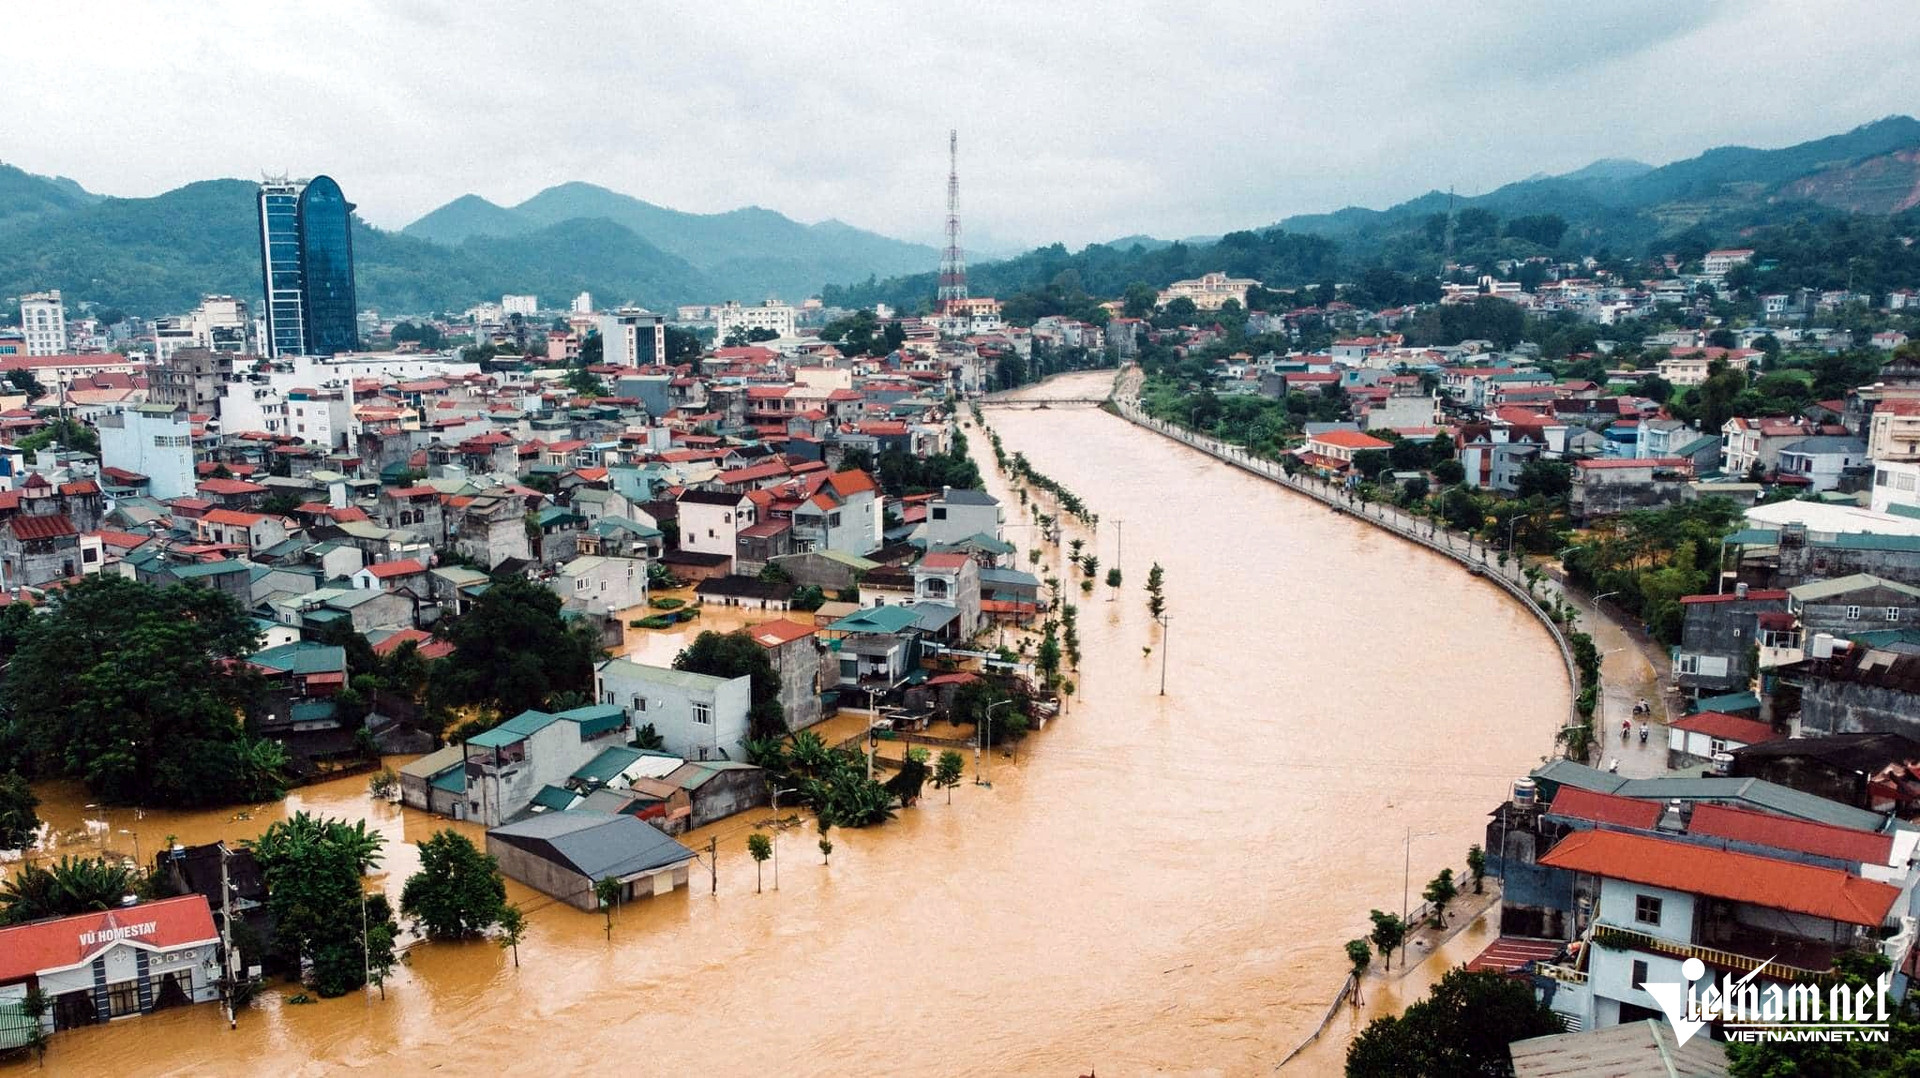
[977,698,1013,787]
[1403,827,1444,966]
[1155,613,1171,695]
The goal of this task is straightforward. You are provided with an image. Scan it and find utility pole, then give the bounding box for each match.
[219,843,236,1029]
[708,835,717,895]
[978,699,1010,787]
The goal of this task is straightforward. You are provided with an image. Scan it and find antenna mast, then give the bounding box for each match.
[938,129,968,314]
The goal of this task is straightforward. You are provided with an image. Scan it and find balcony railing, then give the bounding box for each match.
[1592,924,1841,985]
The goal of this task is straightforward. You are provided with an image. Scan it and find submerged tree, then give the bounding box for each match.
[401,830,508,940]
[746,833,772,894]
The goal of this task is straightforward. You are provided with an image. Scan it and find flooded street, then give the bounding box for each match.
[7,370,1568,1076]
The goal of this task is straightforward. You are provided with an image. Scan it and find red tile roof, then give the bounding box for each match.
[1688,803,1893,866]
[827,470,877,497]
[1309,430,1393,451]
[1538,828,1899,927]
[748,619,817,647]
[372,628,454,660]
[1546,786,1664,830]
[1679,591,1789,605]
[362,558,426,579]
[7,513,76,540]
[197,478,267,496]
[1669,711,1778,744]
[1464,936,1566,974]
[201,508,266,527]
[919,552,971,571]
[0,895,218,982]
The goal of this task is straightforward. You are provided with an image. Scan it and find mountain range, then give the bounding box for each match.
[0,172,936,319]
[826,116,1920,312]
[4,116,1919,322]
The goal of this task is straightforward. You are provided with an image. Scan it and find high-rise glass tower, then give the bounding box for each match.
[256,175,359,357]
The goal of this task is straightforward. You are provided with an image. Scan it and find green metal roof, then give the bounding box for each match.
[466,709,560,748]
[251,642,347,675]
[1724,528,1782,546]
[289,700,338,723]
[555,703,627,739]
[1823,532,1920,553]
[529,784,579,812]
[826,605,922,634]
[571,746,643,785]
[1690,690,1760,715]
[170,559,251,579]
[430,767,466,794]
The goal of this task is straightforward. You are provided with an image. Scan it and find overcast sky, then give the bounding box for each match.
[9,1,1919,253]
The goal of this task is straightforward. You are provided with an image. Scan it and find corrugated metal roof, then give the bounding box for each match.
[488,810,694,879]
[1510,1019,1728,1077]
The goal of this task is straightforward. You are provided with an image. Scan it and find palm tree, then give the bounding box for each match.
[0,856,143,924]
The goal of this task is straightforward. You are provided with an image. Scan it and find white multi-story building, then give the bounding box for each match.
[713,300,795,341]
[594,659,753,763]
[502,294,538,316]
[571,291,594,315]
[1702,248,1755,278]
[96,402,197,500]
[17,291,67,356]
[1871,460,1920,516]
[191,295,251,352]
[597,308,666,367]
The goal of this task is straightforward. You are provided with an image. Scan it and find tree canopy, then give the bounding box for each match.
[401,829,508,940]
[434,575,601,719]
[4,574,284,807]
[673,629,786,740]
[1346,966,1563,1076]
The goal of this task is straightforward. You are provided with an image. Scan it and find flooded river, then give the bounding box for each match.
[7,370,1568,1076]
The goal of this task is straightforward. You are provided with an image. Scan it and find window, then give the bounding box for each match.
[1675,654,1699,675]
[1632,959,1650,990]
[631,695,646,712]
[574,577,588,591]
[1847,605,1862,620]
[829,511,842,527]
[931,507,947,520]
[692,702,712,725]
[1635,894,1662,926]
[106,980,140,1017]
[1891,608,1903,622]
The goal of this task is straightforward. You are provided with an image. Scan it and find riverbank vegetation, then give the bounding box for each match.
[1345,967,1563,1076]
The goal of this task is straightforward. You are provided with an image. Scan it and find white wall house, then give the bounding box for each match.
[677,489,754,558]
[595,658,753,762]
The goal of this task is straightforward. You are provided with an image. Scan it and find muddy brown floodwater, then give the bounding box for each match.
[4,371,1568,1077]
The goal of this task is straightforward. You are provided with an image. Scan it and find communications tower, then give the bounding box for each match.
[937,129,968,315]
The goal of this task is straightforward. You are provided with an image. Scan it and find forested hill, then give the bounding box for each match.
[826,116,1920,316]
[0,172,935,317]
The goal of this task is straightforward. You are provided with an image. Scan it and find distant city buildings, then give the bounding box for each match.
[597,307,666,366]
[257,175,360,358]
[17,290,67,356]
[502,294,538,317]
[571,291,594,315]
[1157,272,1260,311]
[713,299,795,341]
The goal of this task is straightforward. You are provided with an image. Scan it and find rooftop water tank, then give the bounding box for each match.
[1710,752,1735,775]
[1512,778,1538,810]
[1812,632,1837,660]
